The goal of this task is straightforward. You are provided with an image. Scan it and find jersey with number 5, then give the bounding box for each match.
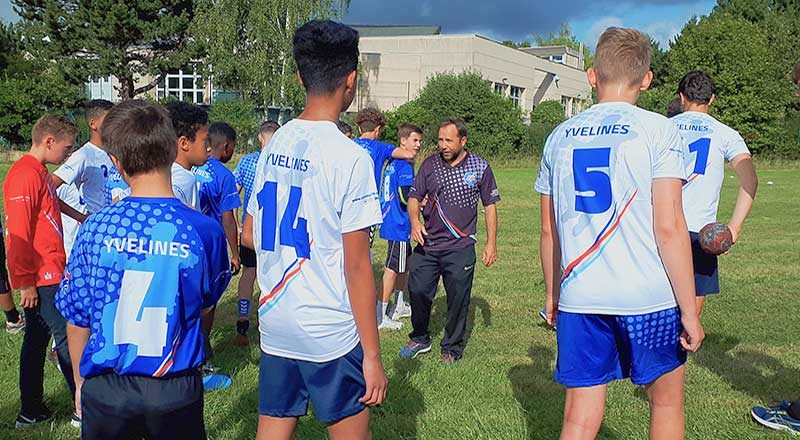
[671,111,750,232]
[247,119,382,363]
[535,102,689,315]
[56,197,231,379]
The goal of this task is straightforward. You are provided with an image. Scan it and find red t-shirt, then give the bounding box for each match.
[3,154,66,288]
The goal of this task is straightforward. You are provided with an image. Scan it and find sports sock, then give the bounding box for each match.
[238,299,250,320]
[396,290,405,304]
[4,308,19,324]
[381,301,389,318]
[789,400,800,420]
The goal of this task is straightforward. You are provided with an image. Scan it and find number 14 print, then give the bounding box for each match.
[257,181,311,259]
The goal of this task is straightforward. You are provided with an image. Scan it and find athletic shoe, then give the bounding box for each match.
[234,319,249,347]
[48,340,61,372]
[201,363,220,375]
[391,300,412,320]
[203,374,232,392]
[399,340,432,359]
[751,402,800,434]
[440,353,460,365]
[6,314,24,334]
[70,412,81,428]
[378,317,403,330]
[539,308,556,330]
[15,410,52,429]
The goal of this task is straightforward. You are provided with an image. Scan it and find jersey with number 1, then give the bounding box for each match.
[56,197,231,379]
[247,119,382,363]
[535,102,689,315]
[671,111,750,232]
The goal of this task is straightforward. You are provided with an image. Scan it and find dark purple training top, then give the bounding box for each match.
[409,152,500,251]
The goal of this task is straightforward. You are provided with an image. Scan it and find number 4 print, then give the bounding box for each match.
[258,181,311,259]
[114,270,168,357]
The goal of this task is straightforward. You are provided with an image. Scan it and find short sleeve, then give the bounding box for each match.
[56,228,91,327]
[408,159,429,200]
[723,131,750,162]
[54,149,85,186]
[479,164,501,206]
[340,152,382,233]
[380,142,396,167]
[534,134,555,195]
[200,222,232,308]
[398,162,414,187]
[247,161,262,217]
[218,169,242,213]
[653,122,689,180]
[233,159,245,187]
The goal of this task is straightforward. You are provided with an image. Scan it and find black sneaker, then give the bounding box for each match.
[15,410,52,429]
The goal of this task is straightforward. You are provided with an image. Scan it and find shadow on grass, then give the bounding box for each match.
[374,357,424,439]
[693,333,800,403]
[508,345,618,440]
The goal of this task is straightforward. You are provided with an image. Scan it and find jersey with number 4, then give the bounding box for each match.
[247,119,382,363]
[56,197,231,379]
[671,111,750,232]
[535,102,689,315]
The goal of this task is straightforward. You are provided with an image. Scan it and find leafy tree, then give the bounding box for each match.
[13,0,203,100]
[530,100,565,125]
[208,99,261,152]
[533,22,594,68]
[501,40,531,49]
[193,0,347,112]
[649,38,669,88]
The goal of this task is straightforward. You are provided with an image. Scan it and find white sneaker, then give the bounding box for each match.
[391,300,412,320]
[378,317,403,330]
[5,315,24,335]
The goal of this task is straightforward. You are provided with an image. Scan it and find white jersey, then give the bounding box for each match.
[535,102,689,315]
[171,162,199,210]
[247,119,382,362]
[53,142,113,213]
[57,183,86,257]
[671,111,750,232]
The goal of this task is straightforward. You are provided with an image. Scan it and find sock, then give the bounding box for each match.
[789,401,800,420]
[396,290,405,305]
[238,299,250,320]
[381,302,389,318]
[4,308,19,324]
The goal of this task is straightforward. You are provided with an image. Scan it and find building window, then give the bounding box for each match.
[157,66,205,104]
[510,86,523,108]
[87,76,114,101]
[549,54,565,64]
[494,82,507,95]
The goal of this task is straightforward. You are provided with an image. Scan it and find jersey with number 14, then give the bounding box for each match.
[247,119,382,363]
[535,102,688,315]
[671,111,750,232]
[56,197,231,379]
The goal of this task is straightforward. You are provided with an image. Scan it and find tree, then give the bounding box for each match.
[13,0,203,100]
[193,0,347,112]
[533,22,594,68]
[501,40,531,49]
[649,38,669,88]
[530,100,565,125]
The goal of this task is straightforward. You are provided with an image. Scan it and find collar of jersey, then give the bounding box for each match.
[122,196,183,205]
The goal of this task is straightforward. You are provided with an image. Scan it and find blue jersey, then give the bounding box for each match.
[103,165,130,205]
[56,197,231,379]
[353,138,396,187]
[233,152,260,222]
[379,159,414,242]
[193,157,242,223]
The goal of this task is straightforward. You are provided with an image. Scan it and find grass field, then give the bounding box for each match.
[0,162,798,439]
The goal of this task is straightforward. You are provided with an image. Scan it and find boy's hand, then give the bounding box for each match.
[230,256,241,276]
[20,286,38,309]
[680,315,704,352]
[545,294,558,327]
[411,220,428,246]
[482,243,497,267]
[358,355,387,406]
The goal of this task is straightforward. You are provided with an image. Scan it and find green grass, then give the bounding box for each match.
[0,163,799,439]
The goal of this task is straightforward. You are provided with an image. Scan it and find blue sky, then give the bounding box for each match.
[1,0,717,49]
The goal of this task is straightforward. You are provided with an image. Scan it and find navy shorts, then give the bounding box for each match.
[555,308,687,387]
[259,344,366,424]
[690,231,720,296]
[240,244,257,268]
[385,240,412,274]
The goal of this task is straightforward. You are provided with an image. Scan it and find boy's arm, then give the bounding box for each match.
[241,213,254,250]
[652,178,704,352]
[66,323,90,416]
[59,200,88,223]
[221,211,240,275]
[343,228,387,406]
[391,147,416,160]
[727,154,758,243]
[4,174,40,307]
[482,203,498,267]
[540,195,561,326]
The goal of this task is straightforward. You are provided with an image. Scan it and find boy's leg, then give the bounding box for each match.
[235,244,257,346]
[257,416,298,439]
[382,268,398,304]
[561,385,608,440]
[328,408,370,440]
[645,365,686,440]
[36,285,76,396]
[407,246,441,345]
[690,232,719,315]
[19,306,50,416]
[258,351,309,440]
[439,246,476,358]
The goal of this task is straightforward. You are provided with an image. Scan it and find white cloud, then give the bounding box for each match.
[420,0,432,18]
[584,16,624,48]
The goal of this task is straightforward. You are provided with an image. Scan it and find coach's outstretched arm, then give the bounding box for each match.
[343,228,388,406]
[652,178,704,352]
[728,154,758,243]
[539,195,561,327]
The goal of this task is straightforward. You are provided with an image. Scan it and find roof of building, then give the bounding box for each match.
[520,45,581,58]
[349,24,442,37]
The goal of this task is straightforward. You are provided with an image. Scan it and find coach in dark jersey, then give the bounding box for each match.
[399,118,499,364]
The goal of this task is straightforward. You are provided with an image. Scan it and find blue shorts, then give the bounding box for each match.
[555,308,687,387]
[690,231,720,296]
[259,344,366,424]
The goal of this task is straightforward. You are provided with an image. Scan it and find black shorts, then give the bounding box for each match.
[240,244,257,268]
[0,230,9,293]
[81,371,205,440]
[690,232,720,296]
[385,240,412,274]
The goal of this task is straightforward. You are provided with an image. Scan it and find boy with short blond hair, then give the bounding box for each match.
[535,27,704,439]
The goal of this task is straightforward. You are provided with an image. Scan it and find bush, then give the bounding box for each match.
[637,88,675,116]
[208,99,260,153]
[530,100,566,125]
[383,71,528,158]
